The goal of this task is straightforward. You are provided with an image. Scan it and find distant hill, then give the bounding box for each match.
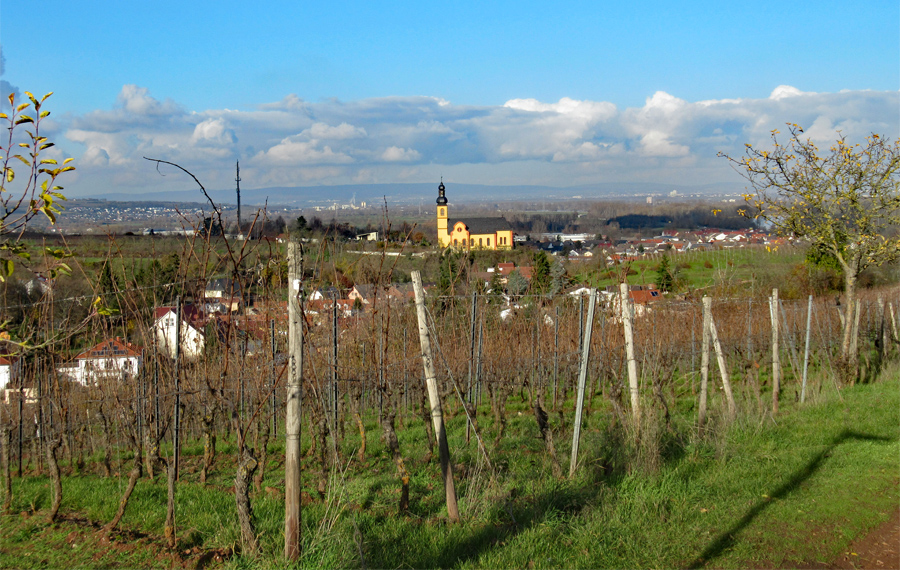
[82,181,747,208]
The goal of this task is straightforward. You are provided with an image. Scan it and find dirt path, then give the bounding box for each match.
[825,508,900,570]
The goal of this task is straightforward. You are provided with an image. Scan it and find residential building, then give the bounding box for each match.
[153,305,206,358]
[58,338,142,386]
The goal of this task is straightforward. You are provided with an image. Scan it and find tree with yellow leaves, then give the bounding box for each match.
[720,124,900,382]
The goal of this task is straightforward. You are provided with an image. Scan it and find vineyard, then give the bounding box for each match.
[0,94,897,568]
[0,241,897,567]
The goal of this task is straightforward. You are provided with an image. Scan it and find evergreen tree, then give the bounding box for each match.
[549,259,567,296]
[507,270,528,297]
[655,254,674,292]
[531,251,552,295]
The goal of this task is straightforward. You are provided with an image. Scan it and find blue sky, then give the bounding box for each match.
[1,0,898,197]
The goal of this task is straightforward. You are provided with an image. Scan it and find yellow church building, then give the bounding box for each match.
[436,181,514,250]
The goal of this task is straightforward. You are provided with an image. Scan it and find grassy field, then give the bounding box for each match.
[0,360,897,569]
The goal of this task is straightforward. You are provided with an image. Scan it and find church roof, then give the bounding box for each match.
[453,217,512,234]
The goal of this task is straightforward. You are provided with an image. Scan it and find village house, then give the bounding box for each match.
[153,304,206,358]
[305,297,356,319]
[0,355,21,390]
[205,278,243,312]
[57,337,142,386]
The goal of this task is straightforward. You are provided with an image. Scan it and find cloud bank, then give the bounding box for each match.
[56,84,899,196]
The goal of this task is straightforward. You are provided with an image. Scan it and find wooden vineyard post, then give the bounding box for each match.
[801,295,813,404]
[889,302,898,355]
[769,289,781,415]
[174,295,181,479]
[619,283,640,424]
[707,300,736,418]
[411,271,460,523]
[466,291,476,443]
[553,306,559,410]
[569,288,597,478]
[285,241,303,560]
[698,297,712,428]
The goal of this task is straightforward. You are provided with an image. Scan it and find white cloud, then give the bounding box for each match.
[381,146,420,161]
[55,84,899,195]
[255,136,354,165]
[116,84,181,117]
[769,85,810,100]
[191,118,237,146]
[305,122,366,140]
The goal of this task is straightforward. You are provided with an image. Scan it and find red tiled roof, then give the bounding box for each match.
[497,263,516,275]
[75,338,142,360]
[155,304,204,323]
[630,290,663,304]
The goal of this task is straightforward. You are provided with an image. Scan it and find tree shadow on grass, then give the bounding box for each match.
[686,429,894,569]
[360,480,593,569]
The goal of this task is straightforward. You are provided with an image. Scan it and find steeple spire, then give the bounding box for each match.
[436,178,447,205]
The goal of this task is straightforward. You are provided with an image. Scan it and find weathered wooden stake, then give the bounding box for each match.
[801,295,813,403]
[411,271,460,523]
[698,296,712,428]
[707,301,736,418]
[769,289,781,415]
[889,302,898,350]
[285,241,303,560]
[553,306,559,409]
[270,318,277,437]
[620,283,640,423]
[174,295,182,480]
[569,288,597,478]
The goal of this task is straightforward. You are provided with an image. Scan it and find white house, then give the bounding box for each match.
[0,356,22,390]
[57,338,142,386]
[205,279,242,312]
[153,305,206,359]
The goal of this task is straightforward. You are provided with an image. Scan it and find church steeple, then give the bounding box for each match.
[436,179,449,247]
[436,179,447,206]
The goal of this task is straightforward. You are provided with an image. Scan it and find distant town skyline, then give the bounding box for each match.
[1,0,897,199]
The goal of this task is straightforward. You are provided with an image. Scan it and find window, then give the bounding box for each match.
[487,238,491,246]
[453,239,458,246]
[478,238,483,247]
[439,208,445,216]
[470,239,474,246]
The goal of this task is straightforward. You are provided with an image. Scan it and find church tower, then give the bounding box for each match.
[436,180,449,247]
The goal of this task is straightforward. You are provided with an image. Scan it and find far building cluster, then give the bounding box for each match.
[0,181,778,397]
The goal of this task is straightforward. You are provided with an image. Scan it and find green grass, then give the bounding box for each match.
[1,363,897,569]
[575,246,809,297]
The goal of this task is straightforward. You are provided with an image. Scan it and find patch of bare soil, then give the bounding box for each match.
[830,508,900,570]
[800,508,900,570]
[3,512,232,569]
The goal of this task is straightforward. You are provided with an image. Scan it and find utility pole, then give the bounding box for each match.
[235,161,242,238]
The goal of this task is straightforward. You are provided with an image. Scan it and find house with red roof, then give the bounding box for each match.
[153,304,207,358]
[57,338,142,386]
